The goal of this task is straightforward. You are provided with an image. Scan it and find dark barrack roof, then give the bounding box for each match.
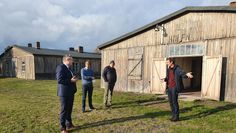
[1,45,101,59]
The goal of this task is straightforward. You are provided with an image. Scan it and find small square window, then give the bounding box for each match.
[22,62,25,72]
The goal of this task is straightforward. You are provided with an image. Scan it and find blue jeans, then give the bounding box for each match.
[82,83,94,111]
[59,96,74,130]
[167,88,179,118]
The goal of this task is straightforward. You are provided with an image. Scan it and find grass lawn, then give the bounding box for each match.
[0,78,236,133]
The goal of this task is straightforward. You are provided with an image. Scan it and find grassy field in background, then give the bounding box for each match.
[0,78,236,133]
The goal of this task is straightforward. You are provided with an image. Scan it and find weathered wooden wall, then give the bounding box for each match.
[101,12,236,102]
[101,45,164,93]
[0,47,35,79]
[104,12,236,50]
[34,55,62,79]
[34,55,101,79]
[0,47,101,80]
[73,58,101,77]
[206,38,236,102]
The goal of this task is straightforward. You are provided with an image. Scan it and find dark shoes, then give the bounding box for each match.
[89,106,95,109]
[82,109,86,113]
[66,123,75,130]
[170,115,179,122]
[171,118,179,122]
[68,124,75,129]
[169,117,174,121]
[104,104,112,108]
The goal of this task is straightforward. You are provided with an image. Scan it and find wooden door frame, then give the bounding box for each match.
[151,58,166,94]
[201,55,223,100]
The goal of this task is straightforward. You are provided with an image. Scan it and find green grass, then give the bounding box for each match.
[0,78,235,133]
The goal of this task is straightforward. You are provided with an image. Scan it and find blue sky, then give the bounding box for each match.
[0,0,232,53]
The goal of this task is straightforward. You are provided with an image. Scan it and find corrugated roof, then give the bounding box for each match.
[0,45,101,59]
[97,6,236,50]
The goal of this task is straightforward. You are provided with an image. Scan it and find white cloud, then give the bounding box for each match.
[0,2,3,7]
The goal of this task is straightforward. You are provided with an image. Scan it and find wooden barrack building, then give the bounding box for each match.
[0,42,101,80]
[98,5,236,102]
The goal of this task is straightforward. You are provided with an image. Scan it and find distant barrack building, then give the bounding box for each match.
[0,42,101,79]
[98,4,236,103]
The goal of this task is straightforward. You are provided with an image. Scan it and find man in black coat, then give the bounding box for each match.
[102,60,117,108]
[162,58,193,122]
[56,55,78,133]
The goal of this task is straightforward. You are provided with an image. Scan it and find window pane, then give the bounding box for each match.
[180,45,185,55]
[168,44,204,57]
[175,46,179,55]
[22,62,25,72]
[192,45,197,55]
[198,45,203,54]
[169,46,174,56]
[186,45,191,55]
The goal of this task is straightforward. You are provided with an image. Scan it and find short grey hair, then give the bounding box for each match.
[63,54,73,62]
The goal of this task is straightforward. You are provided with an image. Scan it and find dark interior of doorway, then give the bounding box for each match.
[175,57,202,95]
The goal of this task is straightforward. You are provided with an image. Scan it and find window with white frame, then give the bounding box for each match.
[167,44,205,57]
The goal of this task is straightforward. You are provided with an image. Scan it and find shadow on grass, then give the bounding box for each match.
[180,105,204,113]
[181,103,236,121]
[113,97,166,105]
[70,104,205,132]
[70,110,170,132]
[70,101,236,132]
[86,97,168,111]
[110,97,167,109]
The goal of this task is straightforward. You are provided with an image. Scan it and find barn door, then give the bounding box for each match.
[151,58,166,94]
[201,56,222,100]
[128,47,143,92]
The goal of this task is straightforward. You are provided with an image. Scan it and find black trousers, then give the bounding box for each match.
[167,87,179,118]
[82,83,93,111]
[59,96,74,130]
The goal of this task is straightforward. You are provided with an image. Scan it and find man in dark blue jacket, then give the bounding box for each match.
[56,55,78,133]
[162,58,193,122]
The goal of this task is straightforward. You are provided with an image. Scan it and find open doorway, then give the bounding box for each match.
[175,57,202,97]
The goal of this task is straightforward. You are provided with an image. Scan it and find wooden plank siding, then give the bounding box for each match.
[100,12,236,102]
[206,38,236,102]
[115,49,128,92]
[35,55,101,79]
[14,47,35,79]
[104,13,236,50]
[0,46,101,80]
[34,55,62,79]
[101,49,115,89]
[1,47,35,79]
